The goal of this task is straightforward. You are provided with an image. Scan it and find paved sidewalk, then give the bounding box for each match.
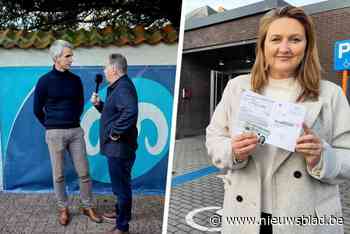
[168,136,223,234]
[168,135,350,234]
[0,193,164,234]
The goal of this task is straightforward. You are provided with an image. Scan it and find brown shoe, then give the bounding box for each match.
[102,211,117,223]
[105,227,129,234]
[58,207,70,226]
[80,207,102,223]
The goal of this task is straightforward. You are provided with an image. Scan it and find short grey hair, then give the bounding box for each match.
[108,53,128,74]
[49,40,73,61]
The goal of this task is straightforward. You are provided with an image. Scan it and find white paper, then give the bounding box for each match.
[235,90,306,152]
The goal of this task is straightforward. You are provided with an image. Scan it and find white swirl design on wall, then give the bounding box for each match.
[81,106,101,156]
[137,102,168,156]
[81,102,168,157]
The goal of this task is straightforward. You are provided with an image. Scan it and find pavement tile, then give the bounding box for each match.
[168,135,350,234]
[0,193,164,234]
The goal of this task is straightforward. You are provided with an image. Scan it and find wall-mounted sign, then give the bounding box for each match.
[334,40,350,71]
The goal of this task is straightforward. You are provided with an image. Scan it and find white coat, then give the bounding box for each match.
[206,74,350,234]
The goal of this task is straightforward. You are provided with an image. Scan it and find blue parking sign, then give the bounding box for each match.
[334,40,350,71]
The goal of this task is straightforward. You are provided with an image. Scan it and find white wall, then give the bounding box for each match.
[0,43,178,66]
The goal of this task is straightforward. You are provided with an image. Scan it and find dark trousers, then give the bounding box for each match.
[260,212,272,234]
[107,153,136,232]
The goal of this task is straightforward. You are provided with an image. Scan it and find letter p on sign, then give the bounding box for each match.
[334,40,350,71]
[339,43,350,59]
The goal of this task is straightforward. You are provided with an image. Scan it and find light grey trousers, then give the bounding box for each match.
[45,127,93,208]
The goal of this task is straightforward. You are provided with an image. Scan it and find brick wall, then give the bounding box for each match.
[312,8,350,89]
[184,14,260,50]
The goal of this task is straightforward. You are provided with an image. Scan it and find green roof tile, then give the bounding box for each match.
[0,25,177,49]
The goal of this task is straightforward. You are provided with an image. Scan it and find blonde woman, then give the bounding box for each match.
[206,6,350,234]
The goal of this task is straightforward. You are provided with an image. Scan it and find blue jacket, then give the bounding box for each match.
[95,75,138,157]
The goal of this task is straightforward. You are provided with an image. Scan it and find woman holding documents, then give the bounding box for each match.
[206,6,350,234]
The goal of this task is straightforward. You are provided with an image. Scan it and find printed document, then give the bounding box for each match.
[235,90,306,152]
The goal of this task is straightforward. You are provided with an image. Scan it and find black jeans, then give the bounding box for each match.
[260,212,273,234]
[107,153,136,232]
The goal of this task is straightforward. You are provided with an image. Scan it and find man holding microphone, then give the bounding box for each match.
[91,53,138,234]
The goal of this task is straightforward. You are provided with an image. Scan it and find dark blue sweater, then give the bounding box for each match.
[33,66,84,129]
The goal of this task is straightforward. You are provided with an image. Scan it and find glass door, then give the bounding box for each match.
[210,70,230,118]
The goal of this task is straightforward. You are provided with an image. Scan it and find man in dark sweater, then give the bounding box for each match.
[91,54,138,234]
[33,40,101,225]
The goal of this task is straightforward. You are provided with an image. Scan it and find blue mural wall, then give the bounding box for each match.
[0,65,175,194]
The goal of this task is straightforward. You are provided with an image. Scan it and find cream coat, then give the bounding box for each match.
[206,74,350,234]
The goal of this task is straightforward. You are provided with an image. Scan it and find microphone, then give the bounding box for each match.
[95,74,103,93]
